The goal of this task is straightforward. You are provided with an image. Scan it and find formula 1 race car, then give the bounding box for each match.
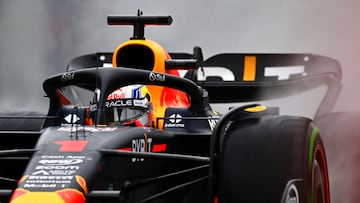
[0,12,342,203]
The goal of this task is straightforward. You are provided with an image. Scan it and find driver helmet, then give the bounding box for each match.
[104,85,153,127]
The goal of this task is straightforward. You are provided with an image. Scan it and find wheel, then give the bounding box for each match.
[309,133,329,203]
[210,114,330,203]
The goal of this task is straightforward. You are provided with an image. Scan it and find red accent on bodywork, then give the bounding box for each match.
[54,140,88,152]
[162,52,190,108]
[57,189,86,203]
[160,87,190,107]
[18,175,28,184]
[56,89,71,105]
[75,175,88,194]
[134,119,143,127]
[152,144,167,152]
[119,147,132,151]
[10,189,28,201]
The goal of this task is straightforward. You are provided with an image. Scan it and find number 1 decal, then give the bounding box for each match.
[54,140,89,152]
[243,56,257,81]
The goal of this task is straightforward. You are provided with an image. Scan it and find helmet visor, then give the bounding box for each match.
[104,97,150,125]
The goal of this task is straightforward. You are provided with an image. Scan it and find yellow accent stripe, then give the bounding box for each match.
[10,192,65,203]
[245,105,267,113]
[243,56,256,81]
[11,189,86,203]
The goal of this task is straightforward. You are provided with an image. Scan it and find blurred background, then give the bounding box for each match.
[1,0,360,202]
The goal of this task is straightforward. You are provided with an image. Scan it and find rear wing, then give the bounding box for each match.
[66,50,342,117]
[201,53,341,100]
[201,53,342,118]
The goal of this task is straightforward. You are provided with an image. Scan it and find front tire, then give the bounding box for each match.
[306,129,330,203]
[211,114,330,203]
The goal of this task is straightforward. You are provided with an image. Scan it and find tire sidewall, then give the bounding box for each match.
[304,125,330,203]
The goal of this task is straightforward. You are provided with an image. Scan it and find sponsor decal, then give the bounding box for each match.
[23,176,73,189]
[131,138,152,162]
[58,126,117,132]
[35,156,83,170]
[41,155,86,159]
[35,165,80,170]
[54,140,88,153]
[38,159,83,166]
[27,176,73,180]
[105,99,133,107]
[24,156,86,189]
[264,66,305,80]
[61,72,75,82]
[32,169,77,176]
[105,97,148,108]
[64,114,81,123]
[107,89,125,100]
[281,180,300,203]
[165,114,185,128]
[208,116,219,131]
[120,144,167,153]
[197,67,235,82]
[119,135,167,163]
[23,183,57,188]
[133,97,148,107]
[195,59,306,82]
[285,183,299,203]
[149,72,165,82]
[32,170,50,175]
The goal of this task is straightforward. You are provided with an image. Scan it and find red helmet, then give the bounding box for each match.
[104,85,153,127]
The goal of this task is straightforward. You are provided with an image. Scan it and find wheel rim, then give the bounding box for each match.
[313,159,325,203]
[312,145,330,203]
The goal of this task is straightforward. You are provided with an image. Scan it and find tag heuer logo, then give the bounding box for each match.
[169,114,182,123]
[64,114,80,123]
[165,114,185,128]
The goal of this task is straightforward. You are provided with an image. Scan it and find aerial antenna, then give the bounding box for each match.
[137,9,143,16]
[193,46,205,78]
[107,10,173,40]
[90,67,100,127]
[133,9,145,39]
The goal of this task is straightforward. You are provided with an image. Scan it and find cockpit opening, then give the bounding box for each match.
[114,45,154,71]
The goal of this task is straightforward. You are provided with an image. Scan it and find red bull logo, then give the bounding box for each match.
[10,175,88,203]
[10,188,85,203]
